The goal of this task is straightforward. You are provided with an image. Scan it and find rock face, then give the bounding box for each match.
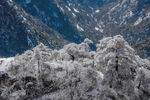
[0,35,150,100]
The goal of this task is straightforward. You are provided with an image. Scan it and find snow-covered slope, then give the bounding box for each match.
[0,0,150,58]
[0,35,150,100]
[0,0,67,57]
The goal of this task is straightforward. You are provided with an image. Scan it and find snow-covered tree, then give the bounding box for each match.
[0,35,150,100]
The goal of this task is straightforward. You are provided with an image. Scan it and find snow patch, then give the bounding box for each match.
[134,17,142,26]
[72,13,76,17]
[23,17,27,21]
[73,8,80,13]
[76,24,84,31]
[95,27,103,33]
[9,0,13,2]
[95,10,100,13]
[65,6,71,11]
[128,11,134,17]
[57,5,65,14]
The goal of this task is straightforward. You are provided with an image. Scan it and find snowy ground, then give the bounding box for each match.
[0,57,14,71]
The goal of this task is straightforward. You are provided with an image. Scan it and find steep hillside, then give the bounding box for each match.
[12,0,150,58]
[0,0,67,57]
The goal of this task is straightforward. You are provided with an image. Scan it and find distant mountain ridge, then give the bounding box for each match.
[0,0,150,58]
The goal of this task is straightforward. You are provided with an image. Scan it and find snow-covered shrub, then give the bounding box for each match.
[0,35,150,100]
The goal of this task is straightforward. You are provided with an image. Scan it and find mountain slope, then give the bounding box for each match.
[12,0,150,58]
[0,0,67,57]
